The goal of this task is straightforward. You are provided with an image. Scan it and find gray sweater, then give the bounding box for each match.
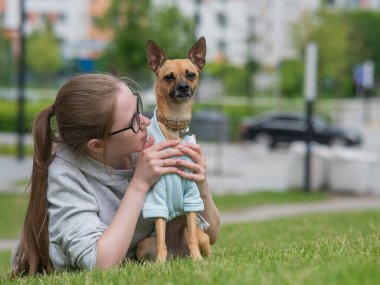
[47,145,154,270]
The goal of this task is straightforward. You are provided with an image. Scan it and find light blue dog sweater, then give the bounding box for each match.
[142,109,204,221]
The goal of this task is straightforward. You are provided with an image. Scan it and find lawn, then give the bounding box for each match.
[0,191,330,238]
[213,190,329,212]
[0,193,28,239]
[1,210,379,284]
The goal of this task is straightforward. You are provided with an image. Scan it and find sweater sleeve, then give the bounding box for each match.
[142,176,169,220]
[47,159,107,270]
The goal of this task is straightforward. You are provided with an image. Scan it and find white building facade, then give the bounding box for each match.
[5,0,379,68]
[166,0,321,68]
[3,0,106,60]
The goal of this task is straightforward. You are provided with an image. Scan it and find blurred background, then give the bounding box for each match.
[1,0,380,196]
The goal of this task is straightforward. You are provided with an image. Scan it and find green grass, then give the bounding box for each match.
[0,251,11,276]
[0,193,28,239]
[1,210,379,284]
[0,191,329,240]
[213,190,330,212]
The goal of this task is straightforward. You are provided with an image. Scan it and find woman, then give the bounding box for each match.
[12,73,220,276]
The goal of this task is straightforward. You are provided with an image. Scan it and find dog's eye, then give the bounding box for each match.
[164,74,175,82]
[186,72,196,80]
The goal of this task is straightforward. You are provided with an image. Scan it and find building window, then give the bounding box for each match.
[218,40,227,54]
[216,12,227,28]
[59,13,66,23]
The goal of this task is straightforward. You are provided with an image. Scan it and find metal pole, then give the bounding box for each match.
[304,100,313,192]
[17,0,26,160]
[303,42,318,193]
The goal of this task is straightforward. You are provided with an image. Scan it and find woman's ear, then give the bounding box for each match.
[86,139,104,154]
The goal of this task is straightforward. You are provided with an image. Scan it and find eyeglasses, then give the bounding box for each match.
[109,92,143,136]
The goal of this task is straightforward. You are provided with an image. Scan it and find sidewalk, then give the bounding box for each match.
[221,195,380,224]
[1,195,380,251]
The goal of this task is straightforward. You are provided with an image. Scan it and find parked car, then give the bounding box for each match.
[240,111,362,148]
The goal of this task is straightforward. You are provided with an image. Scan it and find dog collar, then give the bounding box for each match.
[157,114,190,131]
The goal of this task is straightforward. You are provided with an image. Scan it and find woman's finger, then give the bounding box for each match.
[142,135,155,150]
[178,145,202,162]
[176,169,205,183]
[175,159,200,173]
[181,143,204,157]
[160,158,180,167]
[157,148,183,159]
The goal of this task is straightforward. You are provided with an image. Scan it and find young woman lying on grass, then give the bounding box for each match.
[12,73,220,276]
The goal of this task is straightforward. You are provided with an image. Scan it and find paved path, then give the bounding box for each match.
[221,195,380,224]
[1,195,380,251]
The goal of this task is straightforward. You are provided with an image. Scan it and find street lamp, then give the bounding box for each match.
[17,0,26,160]
[303,42,318,192]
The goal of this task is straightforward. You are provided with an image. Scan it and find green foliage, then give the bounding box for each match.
[348,11,380,79]
[26,23,63,79]
[280,59,304,98]
[293,10,380,99]
[203,62,252,97]
[293,10,353,98]
[97,0,194,85]
[149,6,195,59]
[1,210,380,284]
[0,143,34,156]
[0,29,14,86]
[0,99,53,132]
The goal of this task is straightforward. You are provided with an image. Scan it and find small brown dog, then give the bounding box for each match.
[136,37,211,262]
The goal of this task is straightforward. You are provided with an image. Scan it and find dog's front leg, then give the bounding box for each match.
[185,212,202,261]
[155,217,167,262]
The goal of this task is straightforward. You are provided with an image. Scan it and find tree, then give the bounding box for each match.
[204,61,252,97]
[97,0,194,85]
[280,59,304,98]
[26,23,63,82]
[293,10,353,98]
[348,11,380,81]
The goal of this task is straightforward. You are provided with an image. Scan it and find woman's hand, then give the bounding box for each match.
[132,137,184,192]
[175,142,207,186]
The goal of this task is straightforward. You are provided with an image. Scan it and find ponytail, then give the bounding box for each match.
[12,73,124,276]
[12,105,57,276]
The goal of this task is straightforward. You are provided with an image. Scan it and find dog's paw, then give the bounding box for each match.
[156,250,167,263]
[190,249,202,261]
[191,254,202,261]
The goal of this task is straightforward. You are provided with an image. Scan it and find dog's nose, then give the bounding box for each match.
[177,82,189,93]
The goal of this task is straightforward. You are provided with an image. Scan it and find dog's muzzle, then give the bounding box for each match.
[170,82,193,99]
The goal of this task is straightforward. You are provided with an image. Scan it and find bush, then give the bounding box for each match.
[0,99,53,132]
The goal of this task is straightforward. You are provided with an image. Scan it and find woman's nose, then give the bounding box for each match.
[140,113,151,129]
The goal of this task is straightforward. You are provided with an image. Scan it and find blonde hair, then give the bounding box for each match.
[12,73,128,276]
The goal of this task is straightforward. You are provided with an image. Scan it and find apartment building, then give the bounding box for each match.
[0,0,4,24]
[169,0,320,68]
[4,0,380,69]
[327,0,380,9]
[2,0,111,61]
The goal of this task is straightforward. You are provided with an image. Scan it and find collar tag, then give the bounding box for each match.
[179,130,193,138]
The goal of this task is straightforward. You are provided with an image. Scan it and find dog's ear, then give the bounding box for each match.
[147,40,167,75]
[187,36,206,71]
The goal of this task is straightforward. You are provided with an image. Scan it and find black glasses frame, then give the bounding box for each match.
[109,92,143,136]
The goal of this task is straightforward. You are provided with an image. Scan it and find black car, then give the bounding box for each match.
[240,111,362,148]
